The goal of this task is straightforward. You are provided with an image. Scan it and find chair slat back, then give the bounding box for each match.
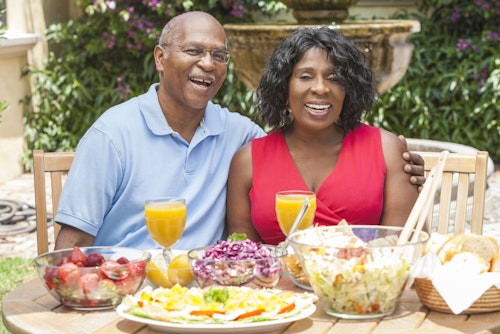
[33,150,75,255]
[412,151,489,235]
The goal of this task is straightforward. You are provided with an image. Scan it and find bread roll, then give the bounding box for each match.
[486,236,500,254]
[437,234,466,264]
[424,232,452,255]
[460,234,496,264]
[423,232,500,272]
[446,251,489,274]
[489,253,500,272]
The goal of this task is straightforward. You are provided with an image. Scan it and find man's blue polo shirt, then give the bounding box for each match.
[55,84,265,250]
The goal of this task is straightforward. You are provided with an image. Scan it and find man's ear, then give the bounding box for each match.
[154,45,165,70]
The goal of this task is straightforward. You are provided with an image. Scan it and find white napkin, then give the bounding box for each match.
[412,253,500,314]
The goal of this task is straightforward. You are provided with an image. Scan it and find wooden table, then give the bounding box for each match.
[3,278,500,334]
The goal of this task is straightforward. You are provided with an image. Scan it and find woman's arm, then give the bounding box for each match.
[380,130,420,227]
[226,143,263,242]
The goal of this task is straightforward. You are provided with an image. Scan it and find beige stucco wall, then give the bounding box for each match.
[0,1,42,183]
[0,52,32,182]
[0,0,76,183]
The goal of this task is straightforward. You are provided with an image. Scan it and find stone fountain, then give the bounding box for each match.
[224,1,420,94]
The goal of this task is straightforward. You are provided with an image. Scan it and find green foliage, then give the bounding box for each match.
[24,0,499,166]
[22,0,274,168]
[366,0,500,161]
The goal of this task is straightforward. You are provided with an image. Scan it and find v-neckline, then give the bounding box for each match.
[278,129,347,195]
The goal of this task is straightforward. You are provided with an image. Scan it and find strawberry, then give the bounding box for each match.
[115,276,136,294]
[116,256,129,264]
[57,256,71,266]
[43,266,60,290]
[78,273,100,296]
[84,252,105,267]
[70,246,88,266]
[98,260,129,280]
[57,262,80,285]
[98,278,117,298]
[128,260,146,278]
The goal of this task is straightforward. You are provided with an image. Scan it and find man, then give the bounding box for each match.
[54,11,424,251]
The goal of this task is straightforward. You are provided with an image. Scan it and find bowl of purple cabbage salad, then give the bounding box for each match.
[187,234,287,288]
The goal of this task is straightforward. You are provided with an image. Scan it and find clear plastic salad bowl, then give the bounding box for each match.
[288,225,429,319]
[187,243,286,289]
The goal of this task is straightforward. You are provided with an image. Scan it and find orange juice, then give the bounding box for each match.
[145,200,186,248]
[276,191,316,235]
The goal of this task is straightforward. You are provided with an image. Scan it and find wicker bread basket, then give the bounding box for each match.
[414,278,500,314]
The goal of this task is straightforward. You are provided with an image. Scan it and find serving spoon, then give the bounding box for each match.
[282,196,310,249]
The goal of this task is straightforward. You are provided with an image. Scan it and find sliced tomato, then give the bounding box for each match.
[235,308,265,320]
[189,310,226,317]
[278,302,295,314]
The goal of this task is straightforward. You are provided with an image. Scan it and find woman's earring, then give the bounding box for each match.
[281,106,294,126]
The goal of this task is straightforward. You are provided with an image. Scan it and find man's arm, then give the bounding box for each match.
[399,135,426,192]
[54,224,95,250]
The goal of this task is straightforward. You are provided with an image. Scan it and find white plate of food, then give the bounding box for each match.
[116,285,316,333]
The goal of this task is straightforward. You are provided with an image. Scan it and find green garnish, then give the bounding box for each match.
[204,286,229,304]
[228,233,247,241]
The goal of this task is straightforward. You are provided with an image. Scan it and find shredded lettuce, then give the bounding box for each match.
[204,286,229,304]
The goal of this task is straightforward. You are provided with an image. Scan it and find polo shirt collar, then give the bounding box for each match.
[139,83,225,137]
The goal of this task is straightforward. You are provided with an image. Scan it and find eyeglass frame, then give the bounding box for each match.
[161,43,231,64]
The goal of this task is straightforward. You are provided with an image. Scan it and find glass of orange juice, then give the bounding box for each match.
[275,190,316,236]
[145,197,186,263]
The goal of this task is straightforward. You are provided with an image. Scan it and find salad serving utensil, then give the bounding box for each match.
[398,150,449,245]
[282,197,310,249]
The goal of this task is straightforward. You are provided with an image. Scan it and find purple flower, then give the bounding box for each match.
[487,32,500,39]
[451,10,461,22]
[456,38,472,51]
[230,4,247,19]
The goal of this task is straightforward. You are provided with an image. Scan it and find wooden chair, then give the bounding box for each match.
[33,150,75,255]
[413,150,489,235]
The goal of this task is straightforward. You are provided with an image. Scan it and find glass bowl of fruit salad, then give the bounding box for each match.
[34,246,151,310]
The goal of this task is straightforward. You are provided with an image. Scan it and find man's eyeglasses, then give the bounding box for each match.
[162,44,230,64]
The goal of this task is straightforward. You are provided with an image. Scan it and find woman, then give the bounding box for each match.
[226,27,419,245]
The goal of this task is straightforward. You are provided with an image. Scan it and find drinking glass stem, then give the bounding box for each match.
[162,247,174,264]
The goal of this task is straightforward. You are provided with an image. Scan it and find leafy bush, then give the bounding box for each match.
[366,0,500,161]
[23,0,500,167]
[22,0,286,168]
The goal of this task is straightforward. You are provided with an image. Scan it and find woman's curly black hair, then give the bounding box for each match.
[256,26,378,132]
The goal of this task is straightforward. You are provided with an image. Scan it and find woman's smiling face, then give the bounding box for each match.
[288,47,345,131]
